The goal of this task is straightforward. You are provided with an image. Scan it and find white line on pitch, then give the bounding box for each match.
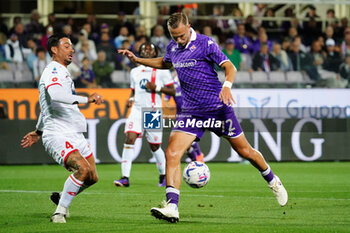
[1,190,349,201]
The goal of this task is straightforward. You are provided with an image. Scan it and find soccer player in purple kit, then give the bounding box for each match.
[119,13,288,223]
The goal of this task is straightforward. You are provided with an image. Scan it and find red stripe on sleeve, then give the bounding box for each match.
[46,83,62,90]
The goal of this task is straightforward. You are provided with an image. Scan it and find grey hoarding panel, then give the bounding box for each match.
[1,119,349,165]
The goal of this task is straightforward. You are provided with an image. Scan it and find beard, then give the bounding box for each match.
[64,59,72,66]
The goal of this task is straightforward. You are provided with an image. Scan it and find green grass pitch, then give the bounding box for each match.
[0,162,349,233]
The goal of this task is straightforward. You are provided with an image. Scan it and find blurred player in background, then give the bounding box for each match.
[119,13,288,223]
[164,70,204,162]
[113,42,175,188]
[21,33,104,223]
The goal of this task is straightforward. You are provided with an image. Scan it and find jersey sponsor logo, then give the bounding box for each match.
[173,59,197,68]
[52,67,57,74]
[139,79,149,89]
[208,40,214,46]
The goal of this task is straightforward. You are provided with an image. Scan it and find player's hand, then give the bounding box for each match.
[127,99,134,107]
[219,87,236,106]
[88,93,104,105]
[118,49,138,63]
[145,81,156,91]
[21,131,41,148]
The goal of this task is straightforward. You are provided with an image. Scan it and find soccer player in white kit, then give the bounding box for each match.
[20,33,104,223]
[113,42,175,187]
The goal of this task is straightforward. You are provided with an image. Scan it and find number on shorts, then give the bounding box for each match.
[65,141,73,149]
[222,119,235,133]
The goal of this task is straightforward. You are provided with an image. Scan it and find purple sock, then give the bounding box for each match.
[166,186,179,206]
[191,142,201,156]
[187,148,197,161]
[261,166,275,183]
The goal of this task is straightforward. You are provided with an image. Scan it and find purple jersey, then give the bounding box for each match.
[164,28,229,113]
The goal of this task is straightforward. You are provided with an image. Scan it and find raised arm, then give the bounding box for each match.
[118,49,173,70]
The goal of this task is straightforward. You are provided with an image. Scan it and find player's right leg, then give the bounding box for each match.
[114,132,138,187]
[51,151,91,223]
[50,135,98,219]
[42,133,94,223]
[150,131,195,223]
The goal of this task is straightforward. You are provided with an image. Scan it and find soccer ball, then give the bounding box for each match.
[183,161,210,188]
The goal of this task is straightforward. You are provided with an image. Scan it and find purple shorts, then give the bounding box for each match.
[172,104,243,140]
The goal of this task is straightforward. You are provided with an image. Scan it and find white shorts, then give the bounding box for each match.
[124,106,162,144]
[42,132,93,169]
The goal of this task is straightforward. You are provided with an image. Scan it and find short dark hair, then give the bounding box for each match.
[138,42,158,58]
[36,46,46,56]
[167,13,188,29]
[47,33,68,57]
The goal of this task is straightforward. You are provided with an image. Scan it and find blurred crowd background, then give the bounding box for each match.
[0,2,350,89]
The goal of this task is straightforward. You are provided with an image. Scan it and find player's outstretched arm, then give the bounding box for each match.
[118,49,172,69]
[145,82,176,96]
[21,130,41,148]
[47,85,103,105]
[219,61,237,106]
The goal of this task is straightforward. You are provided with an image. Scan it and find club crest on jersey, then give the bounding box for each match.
[139,78,148,89]
[189,44,196,52]
[52,67,58,74]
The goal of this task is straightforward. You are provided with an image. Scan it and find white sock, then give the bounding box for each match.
[121,144,134,178]
[152,147,166,175]
[57,174,83,210]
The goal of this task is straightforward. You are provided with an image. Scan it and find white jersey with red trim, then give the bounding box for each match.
[130,65,173,108]
[38,61,87,133]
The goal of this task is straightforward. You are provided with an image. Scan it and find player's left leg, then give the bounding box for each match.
[149,143,166,187]
[187,142,204,162]
[50,155,98,217]
[77,155,99,194]
[226,134,288,206]
[150,131,196,223]
[147,131,166,187]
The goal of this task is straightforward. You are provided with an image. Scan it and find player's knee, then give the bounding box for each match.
[125,137,136,145]
[165,148,180,162]
[150,144,160,152]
